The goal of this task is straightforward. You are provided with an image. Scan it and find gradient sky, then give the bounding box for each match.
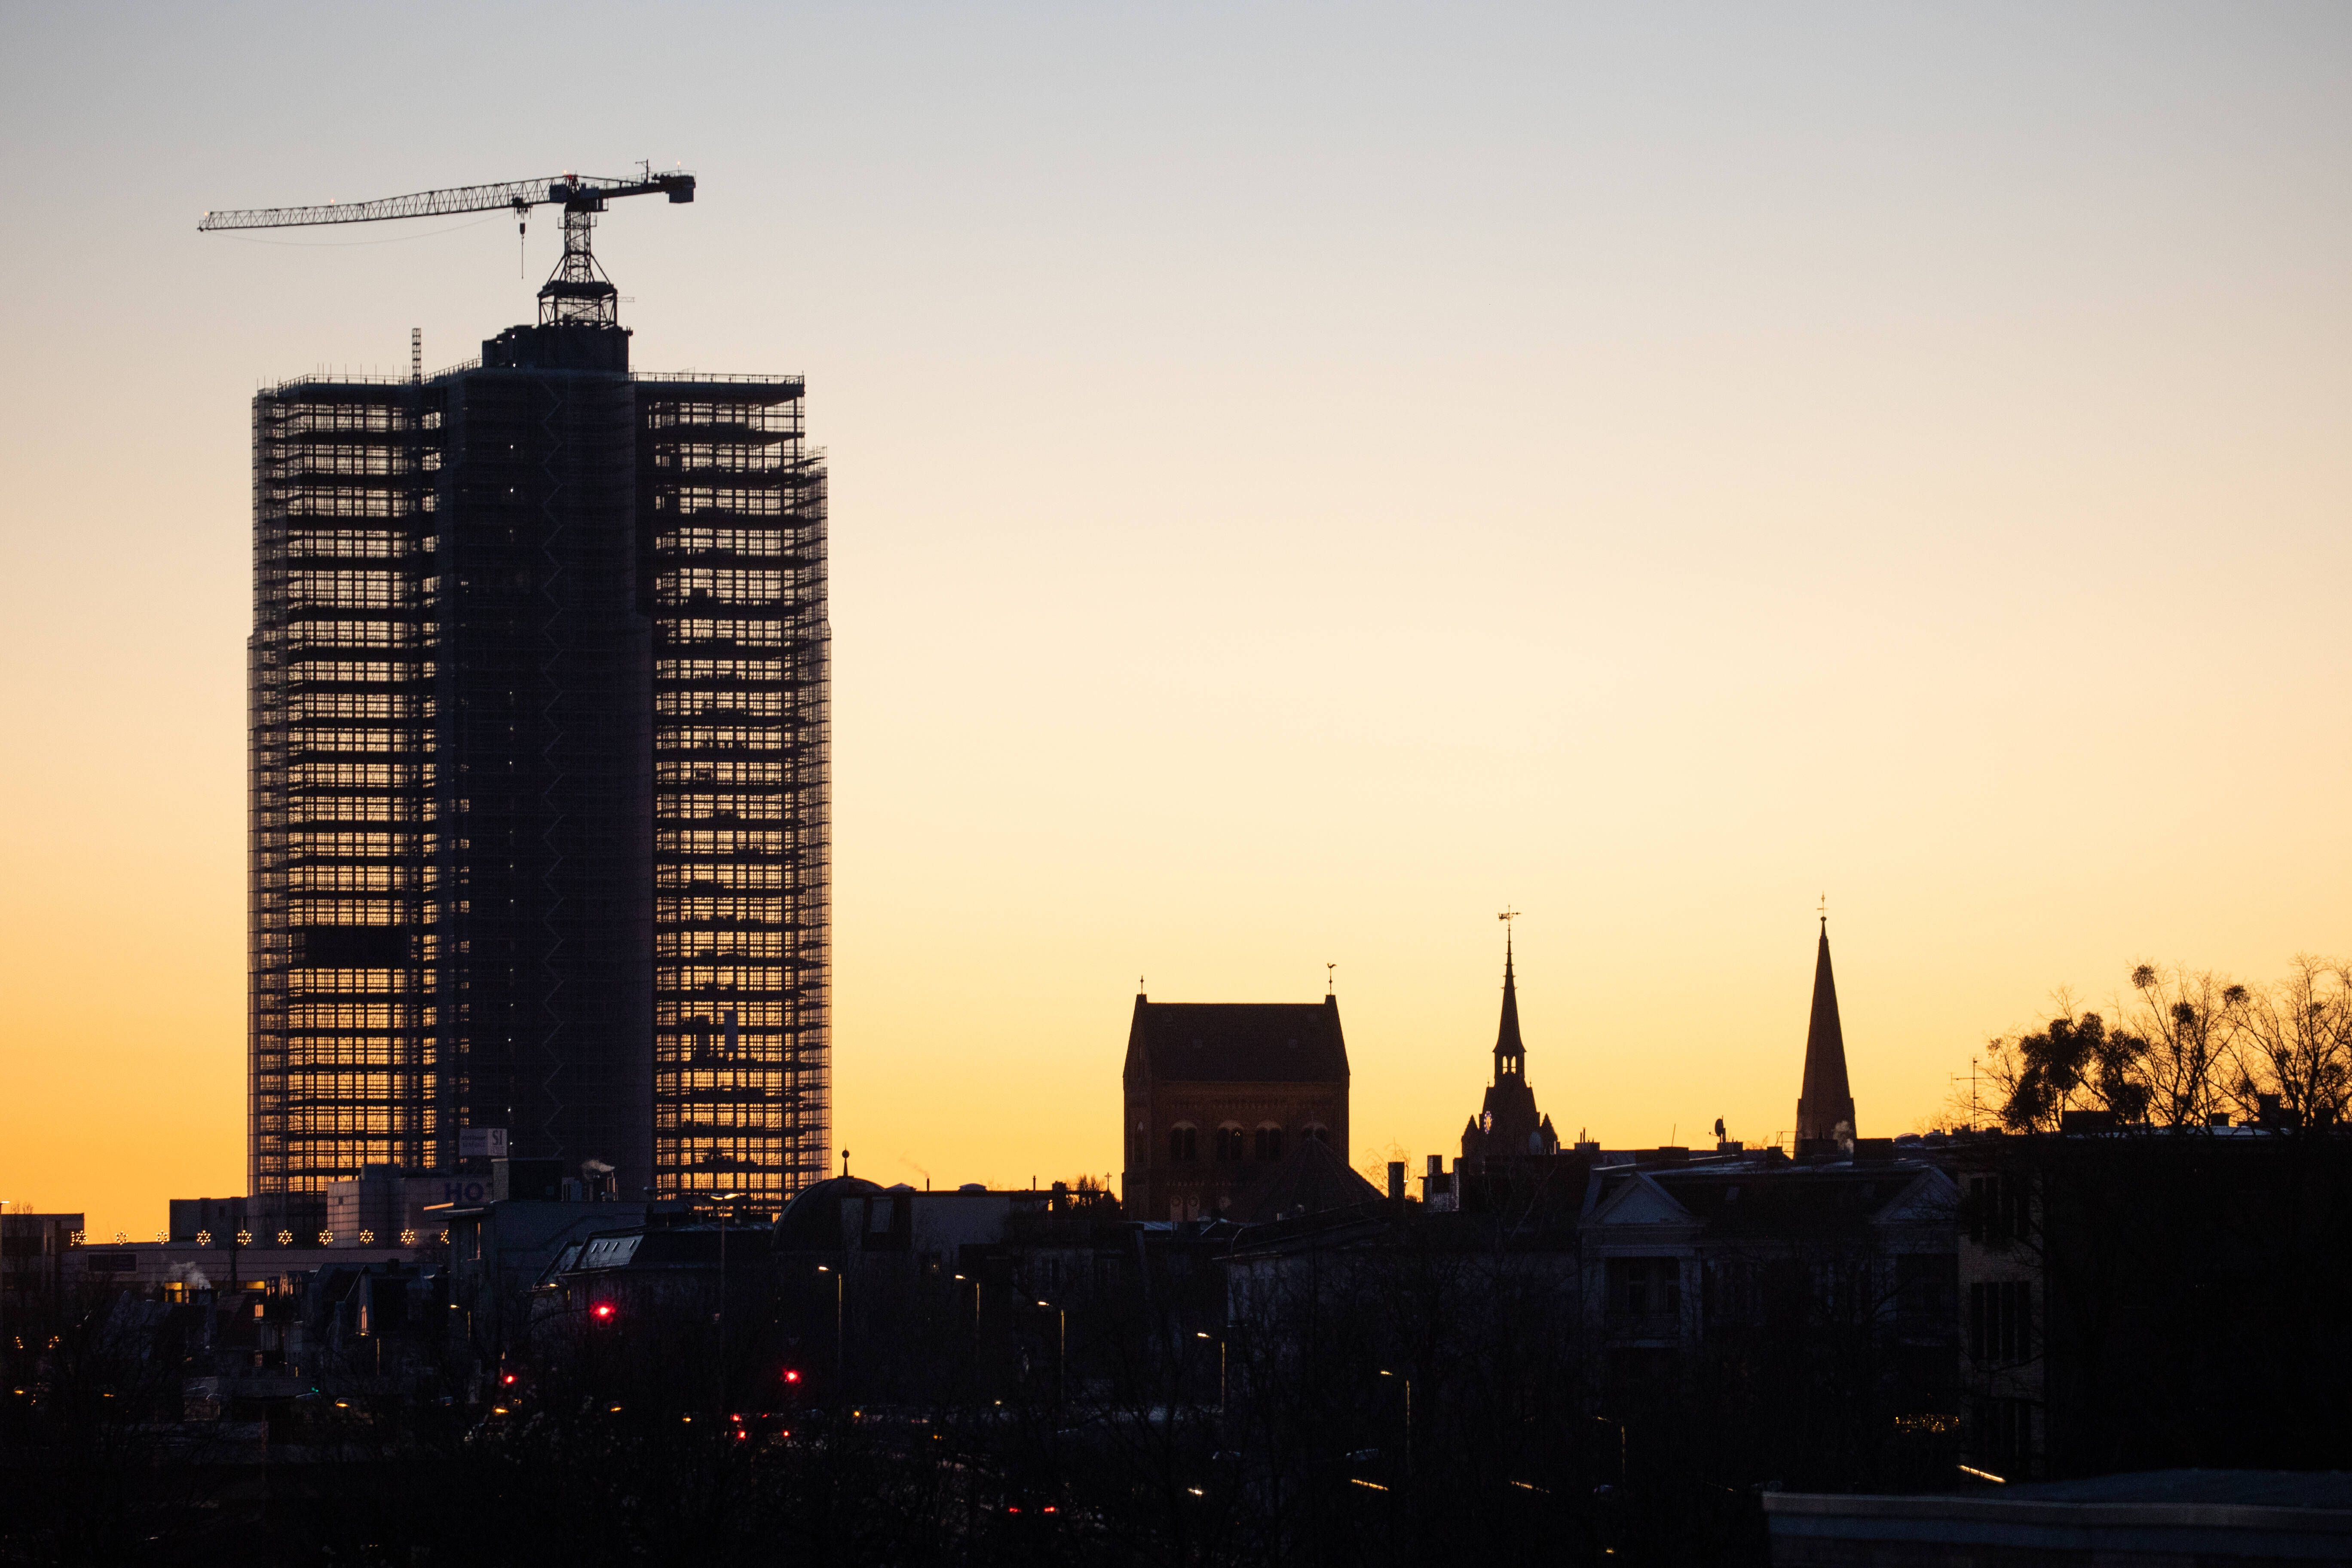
[3,4,2349,1233]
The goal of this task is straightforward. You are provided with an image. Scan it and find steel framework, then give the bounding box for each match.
[250,347,828,1207]
[249,379,439,1191]
[643,379,831,1204]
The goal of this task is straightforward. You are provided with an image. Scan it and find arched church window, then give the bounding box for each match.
[1215,1124,1245,1164]
[1302,1124,1329,1145]
[1168,1123,1198,1162]
[1254,1124,1284,1163]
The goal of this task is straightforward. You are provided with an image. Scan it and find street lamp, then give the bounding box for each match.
[1381,1369,1412,1486]
[711,1191,744,1412]
[1196,1331,1226,1415]
[817,1265,844,1391]
[1038,1299,1066,1406]
[1592,1413,1627,1490]
[956,1272,983,1352]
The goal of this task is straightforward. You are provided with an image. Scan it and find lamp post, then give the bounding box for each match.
[1196,1331,1226,1416]
[956,1272,983,1356]
[1039,1299,1065,1408]
[1592,1412,1627,1490]
[1381,1369,1412,1487]
[818,1265,844,1393]
[712,1191,744,1412]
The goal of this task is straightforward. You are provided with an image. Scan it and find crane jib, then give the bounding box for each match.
[196,172,694,232]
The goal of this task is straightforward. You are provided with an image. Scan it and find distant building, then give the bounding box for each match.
[1460,930,1560,1162]
[248,285,830,1210]
[1121,992,1352,1221]
[0,1212,85,1312]
[1795,916,1857,1148]
[1579,1147,1959,1421]
[1946,1125,2352,1484]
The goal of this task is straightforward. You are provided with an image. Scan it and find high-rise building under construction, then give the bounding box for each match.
[245,197,827,1208]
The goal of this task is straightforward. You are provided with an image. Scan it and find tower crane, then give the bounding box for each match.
[198,166,696,327]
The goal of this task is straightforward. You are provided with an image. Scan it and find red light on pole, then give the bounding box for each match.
[783,1369,801,1383]
[593,1303,614,1320]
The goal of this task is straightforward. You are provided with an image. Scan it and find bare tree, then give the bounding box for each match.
[2116,963,2240,1129]
[2226,955,2352,1129]
[1983,994,2153,1132]
[1980,965,2251,1132]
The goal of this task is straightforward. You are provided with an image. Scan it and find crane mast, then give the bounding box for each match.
[199,168,695,328]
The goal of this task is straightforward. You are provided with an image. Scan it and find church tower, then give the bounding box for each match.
[1794,916,1856,1148]
[1461,924,1559,1162]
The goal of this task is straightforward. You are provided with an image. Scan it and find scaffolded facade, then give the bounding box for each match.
[251,331,828,1210]
[250,383,439,1191]
[642,374,831,1205]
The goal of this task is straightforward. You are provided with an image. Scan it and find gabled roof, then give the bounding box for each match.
[1230,1135,1382,1224]
[1587,1171,1699,1229]
[1124,996,1348,1086]
[1625,1161,1948,1241]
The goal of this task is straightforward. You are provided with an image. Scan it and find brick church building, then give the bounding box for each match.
[1121,992,1362,1222]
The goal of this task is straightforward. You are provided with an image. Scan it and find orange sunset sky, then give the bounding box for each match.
[3,5,2350,1234]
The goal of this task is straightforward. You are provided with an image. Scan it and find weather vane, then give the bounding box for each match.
[1819,892,1827,927]
[1498,906,1519,926]
[1326,962,1336,995]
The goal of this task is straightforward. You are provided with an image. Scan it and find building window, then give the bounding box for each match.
[1968,1280,2033,1364]
[1973,1397,2034,1473]
[1967,1173,2030,1245]
[1607,1256,1682,1322]
[1254,1125,1283,1163]
[1215,1124,1245,1164]
[1302,1124,1329,1145]
[1168,1124,1198,1163]
[1898,1252,1959,1329]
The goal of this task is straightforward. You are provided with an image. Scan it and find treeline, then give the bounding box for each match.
[1975,956,2352,1132]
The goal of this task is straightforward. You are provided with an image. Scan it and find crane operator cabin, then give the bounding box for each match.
[208,172,831,1213]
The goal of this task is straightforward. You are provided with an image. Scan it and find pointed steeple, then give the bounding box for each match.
[1494,926,1525,1081]
[1795,916,1856,1145]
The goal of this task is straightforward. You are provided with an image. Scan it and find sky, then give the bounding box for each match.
[2,3,2349,1233]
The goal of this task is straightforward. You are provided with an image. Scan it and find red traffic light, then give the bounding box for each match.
[783,1369,801,1383]
[593,1304,615,1320]
[501,1374,517,1385]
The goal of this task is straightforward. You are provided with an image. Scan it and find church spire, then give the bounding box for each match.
[1795,914,1856,1146]
[1494,923,1525,1081]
